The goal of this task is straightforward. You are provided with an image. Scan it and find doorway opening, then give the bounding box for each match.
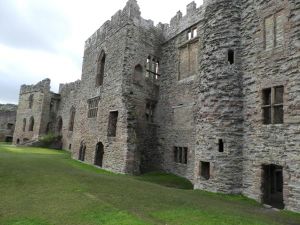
[262,164,284,209]
[94,142,104,167]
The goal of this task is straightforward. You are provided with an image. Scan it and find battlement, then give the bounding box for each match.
[58,80,81,96]
[0,104,18,112]
[84,0,164,50]
[85,0,141,50]
[162,1,205,41]
[20,78,51,95]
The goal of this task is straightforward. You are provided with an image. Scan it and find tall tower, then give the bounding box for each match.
[194,0,243,193]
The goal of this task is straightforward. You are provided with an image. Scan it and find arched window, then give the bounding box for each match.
[94,142,104,167]
[96,51,106,87]
[69,107,76,131]
[56,116,63,133]
[28,94,34,109]
[133,64,143,84]
[79,141,86,161]
[28,116,34,131]
[22,118,26,132]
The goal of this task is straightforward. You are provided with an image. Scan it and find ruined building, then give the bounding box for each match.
[12,0,300,212]
[0,104,17,142]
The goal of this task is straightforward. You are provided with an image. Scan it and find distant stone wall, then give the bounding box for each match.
[13,79,53,144]
[0,104,17,142]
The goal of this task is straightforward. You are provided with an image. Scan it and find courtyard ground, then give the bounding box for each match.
[0,143,299,225]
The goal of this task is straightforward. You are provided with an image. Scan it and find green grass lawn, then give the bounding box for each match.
[0,143,299,225]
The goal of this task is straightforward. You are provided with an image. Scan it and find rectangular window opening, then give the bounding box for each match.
[262,86,284,125]
[88,97,100,118]
[218,139,224,152]
[174,146,188,164]
[108,111,118,137]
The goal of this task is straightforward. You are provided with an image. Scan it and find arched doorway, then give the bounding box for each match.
[94,142,104,167]
[78,142,86,162]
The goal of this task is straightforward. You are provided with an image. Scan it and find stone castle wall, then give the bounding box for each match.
[12,0,300,212]
[0,104,17,142]
[240,0,300,212]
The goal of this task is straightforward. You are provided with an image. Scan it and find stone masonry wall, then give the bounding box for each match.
[240,0,300,212]
[193,0,244,193]
[11,0,300,212]
[13,79,53,144]
[0,104,17,142]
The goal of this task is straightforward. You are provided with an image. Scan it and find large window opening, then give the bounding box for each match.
[146,56,160,81]
[22,118,26,132]
[88,97,100,118]
[174,147,188,164]
[28,116,34,132]
[28,94,34,109]
[96,51,106,87]
[262,86,284,124]
[107,111,118,137]
[69,107,76,131]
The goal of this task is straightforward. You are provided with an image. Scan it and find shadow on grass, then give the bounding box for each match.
[136,172,193,190]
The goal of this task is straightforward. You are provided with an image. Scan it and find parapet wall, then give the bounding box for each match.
[20,79,51,95]
[84,0,165,50]
[162,1,205,41]
[0,104,18,112]
[59,80,81,96]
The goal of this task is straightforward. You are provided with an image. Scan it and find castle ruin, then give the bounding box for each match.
[12,0,300,212]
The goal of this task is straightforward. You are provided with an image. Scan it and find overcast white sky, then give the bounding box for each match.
[0,0,203,104]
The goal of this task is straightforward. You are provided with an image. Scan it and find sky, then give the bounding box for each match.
[0,0,203,104]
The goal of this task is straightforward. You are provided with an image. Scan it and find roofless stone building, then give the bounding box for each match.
[12,0,300,212]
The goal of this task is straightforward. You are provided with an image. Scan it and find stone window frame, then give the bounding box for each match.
[146,55,160,81]
[262,86,284,125]
[173,146,188,165]
[68,106,76,131]
[22,118,26,132]
[96,50,106,87]
[263,9,286,51]
[28,116,34,132]
[28,94,34,109]
[187,26,198,40]
[178,38,199,81]
[87,97,100,118]
[107,110,119,137]
[200,161,210,180]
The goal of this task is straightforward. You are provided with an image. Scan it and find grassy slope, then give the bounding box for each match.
[0,143,299,225]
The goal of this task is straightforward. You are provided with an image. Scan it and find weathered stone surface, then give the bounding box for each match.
[0,104,17,142]
[10,0,300,212]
